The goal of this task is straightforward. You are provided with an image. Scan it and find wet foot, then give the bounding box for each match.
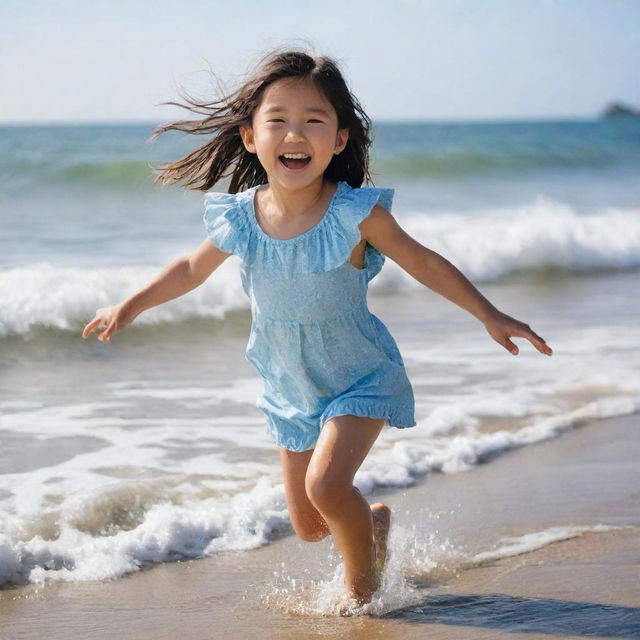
[334,594,361,616]
[370,502,391,582]
[334,589,374,616]
[333,503,391,616]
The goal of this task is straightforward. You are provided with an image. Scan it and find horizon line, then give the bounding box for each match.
[0,114,608,127]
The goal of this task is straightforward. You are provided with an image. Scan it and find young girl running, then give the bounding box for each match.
[82,47,553,613]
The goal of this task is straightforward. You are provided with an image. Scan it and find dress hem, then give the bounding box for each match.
[266,406,416,453]
[320,406,416,431]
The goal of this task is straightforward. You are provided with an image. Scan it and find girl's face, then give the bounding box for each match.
[240,77,349,189]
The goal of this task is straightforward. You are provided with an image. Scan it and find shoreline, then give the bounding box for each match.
[2,412,638,639]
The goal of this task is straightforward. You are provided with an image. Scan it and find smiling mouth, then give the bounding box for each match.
[278,155,311,170]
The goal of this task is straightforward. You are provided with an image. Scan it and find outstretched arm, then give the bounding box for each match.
[82,239,232,342]
[361,205,553,357]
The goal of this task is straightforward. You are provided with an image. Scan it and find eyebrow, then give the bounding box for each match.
[262,106,331,116]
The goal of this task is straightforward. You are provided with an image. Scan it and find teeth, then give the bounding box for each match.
[281,153,310,159]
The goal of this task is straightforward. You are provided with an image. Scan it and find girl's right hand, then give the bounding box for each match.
[82,304,133,343]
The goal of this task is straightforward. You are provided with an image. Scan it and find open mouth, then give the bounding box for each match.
[278,155,312,170]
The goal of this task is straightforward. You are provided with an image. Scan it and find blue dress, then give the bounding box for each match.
[203,179,416,452]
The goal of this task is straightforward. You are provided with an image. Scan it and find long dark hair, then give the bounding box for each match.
[147,46,373,192]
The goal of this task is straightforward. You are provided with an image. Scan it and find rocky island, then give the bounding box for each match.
[601,101,640,118]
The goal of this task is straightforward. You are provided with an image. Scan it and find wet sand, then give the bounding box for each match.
[2,412,639,639]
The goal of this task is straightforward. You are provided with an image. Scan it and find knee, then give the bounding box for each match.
[295,527,328,543]
[305,470,351,514]
[287,506,330,543]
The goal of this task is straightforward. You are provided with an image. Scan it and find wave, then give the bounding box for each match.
[0,395,636,589]
[2,120,639,195]
[399,197,640,281]
[0,261,247,338]
[468,523,627,565]
[7,145,636,190]
[2,199,639,338]
[3,159,159,191]
[56,160,158,187]
[376,146,630,177]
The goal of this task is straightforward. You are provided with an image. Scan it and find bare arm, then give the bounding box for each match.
[82,239,231,342]
[360,205,553,356]
[121,239,231,317]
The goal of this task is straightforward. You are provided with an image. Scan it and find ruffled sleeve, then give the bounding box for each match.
[203,191,253,258]
[308,183,394,282]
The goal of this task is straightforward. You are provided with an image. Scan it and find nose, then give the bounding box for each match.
[284,126,305,142]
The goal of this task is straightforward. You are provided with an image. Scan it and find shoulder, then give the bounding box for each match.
[358,199,431,277]
[359,202,402,242]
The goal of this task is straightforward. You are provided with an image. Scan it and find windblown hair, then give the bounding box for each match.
[148,46,373,192]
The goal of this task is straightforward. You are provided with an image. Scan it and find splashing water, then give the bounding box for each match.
[258,522,467,617]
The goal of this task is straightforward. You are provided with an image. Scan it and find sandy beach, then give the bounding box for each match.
[2,411,638,639]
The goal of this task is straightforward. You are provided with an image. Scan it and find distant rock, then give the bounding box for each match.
[601,101,640,118]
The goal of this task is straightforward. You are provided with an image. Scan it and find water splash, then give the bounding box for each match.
[259,523,466,617]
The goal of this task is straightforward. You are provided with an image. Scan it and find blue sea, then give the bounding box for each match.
[1,118,639,608]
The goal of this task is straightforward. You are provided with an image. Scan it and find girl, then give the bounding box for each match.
[82,47,553,613]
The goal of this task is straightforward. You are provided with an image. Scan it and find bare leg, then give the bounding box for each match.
[304,414,387,607]
[279,447,390,550]
[279,447,330,542]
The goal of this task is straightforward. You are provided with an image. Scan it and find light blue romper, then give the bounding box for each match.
[203,179,416,452]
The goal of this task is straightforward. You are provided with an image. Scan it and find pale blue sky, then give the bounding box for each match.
[2,0,638,123]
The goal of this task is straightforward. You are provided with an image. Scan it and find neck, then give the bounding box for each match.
[263,178,328,218]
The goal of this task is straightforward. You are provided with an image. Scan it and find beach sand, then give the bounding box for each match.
[1,412,638,640]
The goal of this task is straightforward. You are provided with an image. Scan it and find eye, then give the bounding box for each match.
[266,118,324,123]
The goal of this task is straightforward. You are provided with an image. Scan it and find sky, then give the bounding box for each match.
[1,0,638,124]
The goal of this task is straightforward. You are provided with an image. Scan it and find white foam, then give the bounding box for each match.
[105,375,264,407]
[470,523,628,564]
[0,476,290,587]
[356,395,640,488]
[0,259,247,337]
[1,389,637,589]
[0,395,274,519]
[262,524,455,616]
[2,200,639,337]
[261,521,629,617]
[1,306,639,588]
[394,198,640,283]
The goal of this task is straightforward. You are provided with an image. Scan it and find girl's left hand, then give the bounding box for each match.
[484,310,553,356]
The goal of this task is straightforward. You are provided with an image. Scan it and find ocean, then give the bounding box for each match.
[1,118,639,610]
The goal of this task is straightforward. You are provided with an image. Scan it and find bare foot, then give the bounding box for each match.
[333,503,391,615]
[370,503,391,582]
[334,593,361,616]
[334,590,374,616]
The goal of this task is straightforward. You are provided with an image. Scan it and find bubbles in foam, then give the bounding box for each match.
[2,199,639,337]
[0,260,248,337]
[259,523,464,617]
[374,199,640,290]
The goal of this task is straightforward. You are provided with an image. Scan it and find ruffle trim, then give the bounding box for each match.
[320,399,416,430]
[202,181,394,282]
[203,191,252,257]
[266,400,416,451]
[306,182,392,282]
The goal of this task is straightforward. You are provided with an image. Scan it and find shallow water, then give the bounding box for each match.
[1,120,639,589]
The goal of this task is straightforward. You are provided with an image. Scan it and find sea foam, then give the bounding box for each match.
[0,395,637,589]
[2,200,639,338]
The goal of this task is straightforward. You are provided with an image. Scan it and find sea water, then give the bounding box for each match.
[1,118,639,590]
